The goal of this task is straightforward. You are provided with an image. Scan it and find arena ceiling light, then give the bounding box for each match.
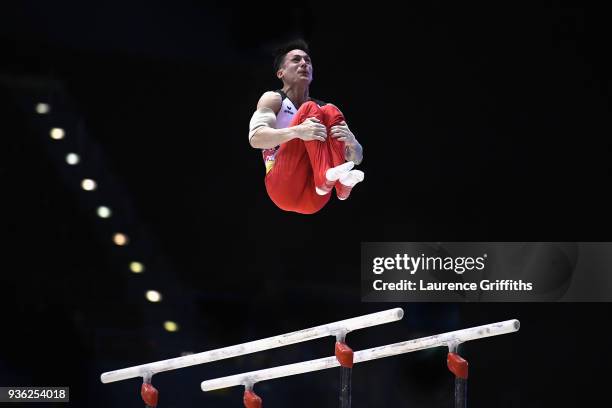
[36,103,50,114]
[97,206,112,218]
[113,233,128,246]
[130,262,144,273]
[81,178,97,191]
[50,127,65,140]
[66,153,80,165]
[146,290,162,303]
[164,321,179,332]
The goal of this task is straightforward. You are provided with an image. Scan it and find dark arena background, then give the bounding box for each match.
[1,3,611,407]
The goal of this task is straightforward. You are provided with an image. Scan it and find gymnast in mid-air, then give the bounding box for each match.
[248,39,364,214]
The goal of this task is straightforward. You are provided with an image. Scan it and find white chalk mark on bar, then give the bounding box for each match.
[201,319,519,391]
[101,308,404,383]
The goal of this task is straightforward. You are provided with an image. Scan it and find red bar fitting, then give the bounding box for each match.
[141,382,159,408]
[335,341,354,368]
[447,352,469,379]
[243,389,262,408]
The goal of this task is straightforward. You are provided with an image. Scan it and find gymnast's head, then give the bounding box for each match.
[273,39,313,86]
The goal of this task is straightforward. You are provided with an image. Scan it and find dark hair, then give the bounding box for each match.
[273,39,310,73]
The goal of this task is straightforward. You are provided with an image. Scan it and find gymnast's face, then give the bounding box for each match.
[277,49,313,86]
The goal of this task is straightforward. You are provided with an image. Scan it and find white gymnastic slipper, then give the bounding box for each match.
[336,170,365,200]
[315,161,355,195]
[325,161,354,182]
[339,169,364,187]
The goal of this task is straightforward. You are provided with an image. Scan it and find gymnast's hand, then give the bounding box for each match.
[295,117,327,142]
[330,121,356,146]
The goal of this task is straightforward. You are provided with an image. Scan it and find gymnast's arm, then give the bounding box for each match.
[344,134,363,165]
[248,92,327,149]
[328,104,364,165]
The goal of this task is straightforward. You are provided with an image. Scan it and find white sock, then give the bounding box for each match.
[339,169,364,187]
[315,161,355,195]
[315,186,330,195]
[325,161,354,182]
